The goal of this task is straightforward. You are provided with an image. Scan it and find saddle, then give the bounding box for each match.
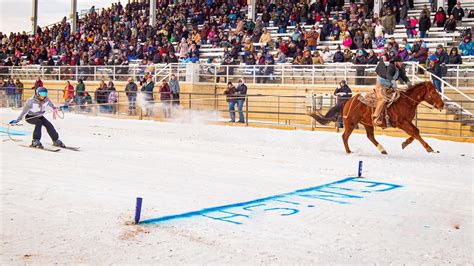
[358,92,378,108]
[358,88,401,108]
[358,89,400,128]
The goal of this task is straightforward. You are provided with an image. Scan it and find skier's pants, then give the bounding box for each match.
[25,115,59,141]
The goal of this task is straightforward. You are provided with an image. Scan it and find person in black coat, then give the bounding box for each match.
[451,2,465,25]
[435,44,449,77]
[447,0,457,15]
[448,47,463,64]
[366,49,379,65]
[352,50,368,85]
[333,46,345,63]
[333,80,352,128]
[444,15,457,32]
[418,12,431,38]
[235,78,247,123]
[334,80,353,101]
[320,20,333,42]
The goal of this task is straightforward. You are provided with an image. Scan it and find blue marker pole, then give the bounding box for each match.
[134,197,143,224]
[358,161,363,177]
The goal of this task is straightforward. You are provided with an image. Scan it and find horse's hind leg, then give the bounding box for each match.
[402,137,415,149]
[401,122,435,152]
[363,124,388,154]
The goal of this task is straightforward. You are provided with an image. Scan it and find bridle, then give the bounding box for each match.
[400,84,438,110]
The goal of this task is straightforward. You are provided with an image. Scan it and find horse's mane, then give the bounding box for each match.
[406,81,429,92]
[400,81,430,97]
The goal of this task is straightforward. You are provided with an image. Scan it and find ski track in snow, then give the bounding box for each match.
[0,108,472,264]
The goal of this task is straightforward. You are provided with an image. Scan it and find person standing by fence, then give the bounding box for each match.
[125,77,138,115]
[95,80,109,113]
[169,74,180,107]
[224,82,238,123]
[159,79,171,118]
[236,78,247,123]
[32,77,43,91]
[6,78,16,108]
[75,79,85,111]
[63,81,75,106]
[107,82,118,114]
[14,78,24,108]
[141,76,155,116]
[334,80,352,128]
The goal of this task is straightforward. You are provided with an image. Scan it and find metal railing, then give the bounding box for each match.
[414,64,473,116]
[1,63,473,88]
[1,62,472,125]
[1,88,472,138]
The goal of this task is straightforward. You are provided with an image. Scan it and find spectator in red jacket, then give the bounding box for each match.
[63,81,75,105]
[433,7,447,27]
[32,77,43,91]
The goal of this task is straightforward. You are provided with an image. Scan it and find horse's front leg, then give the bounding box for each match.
[400,122,434,152]
[401,136,415,149]
[363,124,388,154]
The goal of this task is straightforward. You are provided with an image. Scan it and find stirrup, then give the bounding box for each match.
[373,117,383,126]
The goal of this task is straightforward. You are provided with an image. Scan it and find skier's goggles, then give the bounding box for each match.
[39,92,48,97]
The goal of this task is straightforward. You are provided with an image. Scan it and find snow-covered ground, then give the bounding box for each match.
[0,108,472,264]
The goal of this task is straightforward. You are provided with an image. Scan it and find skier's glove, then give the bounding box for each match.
[58,105,68,110]
[9,119,19,125]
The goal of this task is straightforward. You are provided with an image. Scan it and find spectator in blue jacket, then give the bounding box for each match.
[6,78,16,108]
[459,36,474,56]
[428,55,443,93]
[14,78,24,108]
[333,46,345,63]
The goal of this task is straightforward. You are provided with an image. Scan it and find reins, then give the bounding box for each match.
[399,85,435,110]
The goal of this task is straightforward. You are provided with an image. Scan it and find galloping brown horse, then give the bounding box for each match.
[309,81,445,154]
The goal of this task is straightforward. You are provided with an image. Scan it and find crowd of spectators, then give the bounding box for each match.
[0,78,24,108]
[0,0,472,72]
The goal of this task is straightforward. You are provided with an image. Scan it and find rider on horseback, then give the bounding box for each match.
[373,55,411,125]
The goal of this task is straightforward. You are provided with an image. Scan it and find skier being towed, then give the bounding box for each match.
[9,87,66,149]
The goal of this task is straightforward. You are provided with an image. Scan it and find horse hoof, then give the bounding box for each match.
[381,151,388,155]
[401,143,407,149]
[426,148,434,153]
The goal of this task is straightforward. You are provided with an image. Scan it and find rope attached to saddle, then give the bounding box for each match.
[381,86,407,108]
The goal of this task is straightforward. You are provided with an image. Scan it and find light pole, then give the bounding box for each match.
[31,0,38,34]
[71,0,77,34]
[150,0,156,27]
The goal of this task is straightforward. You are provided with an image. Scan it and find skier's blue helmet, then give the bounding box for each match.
[36,87,48,97]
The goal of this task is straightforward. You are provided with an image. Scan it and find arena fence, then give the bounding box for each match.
[1,62,474,89]
[1,88,472,138]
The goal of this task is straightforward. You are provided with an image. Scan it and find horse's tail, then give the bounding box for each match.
[308,99,347,125]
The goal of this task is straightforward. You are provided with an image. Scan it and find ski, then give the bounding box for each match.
[54,146,80,151]
[20,145,60,152]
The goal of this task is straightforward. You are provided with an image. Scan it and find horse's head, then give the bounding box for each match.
[423,81,445,111]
